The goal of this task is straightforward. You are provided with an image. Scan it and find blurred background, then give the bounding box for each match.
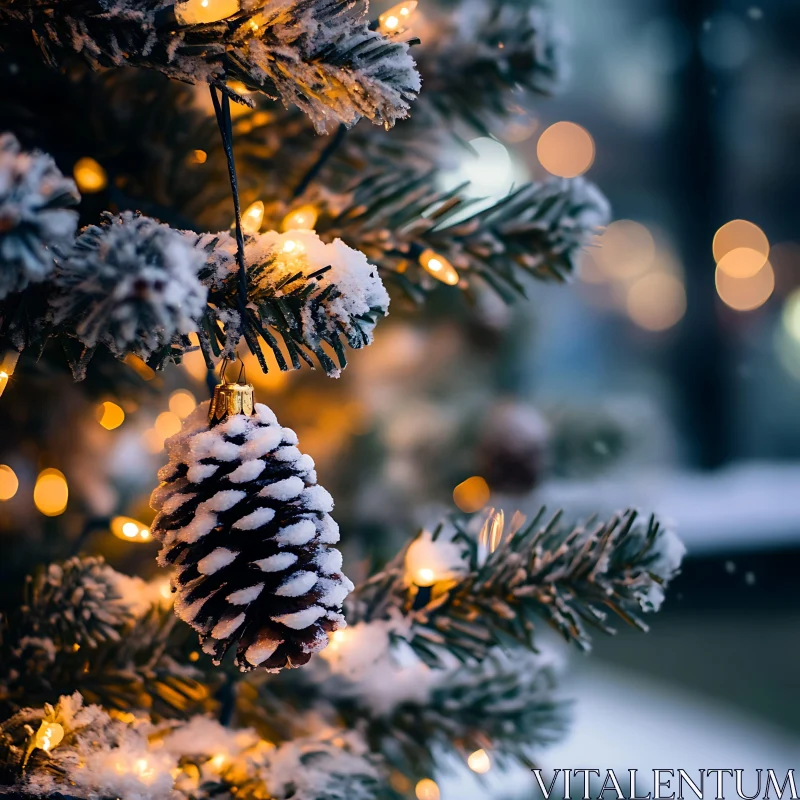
[1,0,799,794]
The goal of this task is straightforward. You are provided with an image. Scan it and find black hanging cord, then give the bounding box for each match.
[210,85,249,326]
[291,123,348,200]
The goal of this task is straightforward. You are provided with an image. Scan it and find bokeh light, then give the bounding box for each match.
[537,121,595,178]
[0,465,19,501]
[111,516,151,543]
[415,779,440,800]
[713,219,769,269]
[33,468,68,516]
[782,289,800,344]
[467,749,492,773]
[627,272,686,331]
[715,260,775,311]
[155,411,182,440]
[593,220,656,279]
[169,389,197,420]
[73,157,107,193]
[96,401,125,430]
[453,476,491,513]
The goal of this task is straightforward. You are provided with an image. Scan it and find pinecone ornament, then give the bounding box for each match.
[150,380,352,672]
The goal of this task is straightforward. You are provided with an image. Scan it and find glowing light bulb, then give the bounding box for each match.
[467,749,491,773]
[0,465,18,501]
[192,149,208,164]
[416,568,436,586]
[281,238,304,255]
[34,469,68,517]
[415,779,440,800]
[378,1,418,33]
[174,0,239,24]
[73,157,107,193]
[209,753,227,772]
[241,200,265,235]
[0,371,7,398]
[282,205,319,232]
[419,249,459,286]
[96,401,125,430]
[111,516,152,543]
[34,721,64,752]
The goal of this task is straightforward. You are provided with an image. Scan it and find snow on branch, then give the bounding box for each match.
[0,0,420,133]
[348,508,685,664]
[307,172,611,301]
[186,227,390,378]
[0,693,378,800]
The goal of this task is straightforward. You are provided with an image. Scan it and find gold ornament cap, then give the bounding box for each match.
[209,381,255,423]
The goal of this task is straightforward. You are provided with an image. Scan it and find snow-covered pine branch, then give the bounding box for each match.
[187,227,390,378]
[348,508,685,664]
[305,172,611,301]
[0,0,420,133]
[0,133,79,302]
[0,693,379,800]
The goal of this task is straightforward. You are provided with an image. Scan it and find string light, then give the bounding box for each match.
[716,259,774,311]
[241,200,265,235]
[123,354,156,381]
[453,476,490,513]
[378,1,418,33]
[0,465,18,501]
[415,779,440,800]
[467,749,491,774]
[0,371,7,398]
[419,249,459,286]
[192,149,208,164]
[111,516,151,543]
[96,401,125,430]
[281,205,319,231]
[0,350,19,398]
[281,238,304,255]
[33,721,64,752]
[73,157,107,193]
[404,531,466,588]
[713,219,769,275]
[33,468,68,517]
[174,0,240,25]
[537,121,595,178]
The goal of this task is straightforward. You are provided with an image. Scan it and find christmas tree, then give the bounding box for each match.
[0,0,685,798]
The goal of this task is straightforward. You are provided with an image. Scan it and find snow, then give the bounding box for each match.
[259,476,304,500]
[315,547,343,575]
[197,547,238,575]
[160,492,195,515]
[281,427,299,445]
[187,462,218,482]
[210,612,246,640]
[254,552,299,572]
[233,506,276,530]
[204,489,246,512]
[273,445,302,463]
[228,458,265,483]
[255,403,278,425]
[318,514,340,543]
[227,583,265,605]
[301,485,334,513]
[275,571,319,597]
[317,575,353,607]
[274,519,317,546]
[245,637,283,666]
[272,606,327,629]
[404,530,468,585]
[241,426,283,460]
[172,510,216,544]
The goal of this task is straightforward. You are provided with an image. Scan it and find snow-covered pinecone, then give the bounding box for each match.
[50,210,207,359]
[0,133,79,299]
[150,391,352,672]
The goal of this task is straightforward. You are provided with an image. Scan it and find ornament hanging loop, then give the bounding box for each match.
[210,357,254,423]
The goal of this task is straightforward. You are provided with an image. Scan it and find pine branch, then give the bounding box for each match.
[348,508,685,665]
[0,0,420,132]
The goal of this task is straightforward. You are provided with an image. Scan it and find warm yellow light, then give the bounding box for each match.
[241,200,265,235]
[467,749,491,774]
[592,220,656,280]
[419,249,459,286]
[169,389,197,419]
[192,149,208,164]
[0,371,7,398]
[281,239,304,255]
[123,354,156,381]
[453,476,490,513]
[174,0,240,25]
[73,157,107,193]
[282,205,319,232]
[626,272,686,331]
[716,260,774,312]
[160,579,173,600]
[34,469,68,517]
[415,778,440,800]
[328,628,350,651]
[96,401,125,430]
[132,757,157,783]
[378,1,418,33]
[537,121,595,178]
[478,510,504,557]
[182,345,210,384]
[0,465,18,501]
[416,568,436,587]
[713,220,769,269]
[155,411,183,440]
[111,516,151,543]
[33,721,64,753]
[208,753,227,772]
